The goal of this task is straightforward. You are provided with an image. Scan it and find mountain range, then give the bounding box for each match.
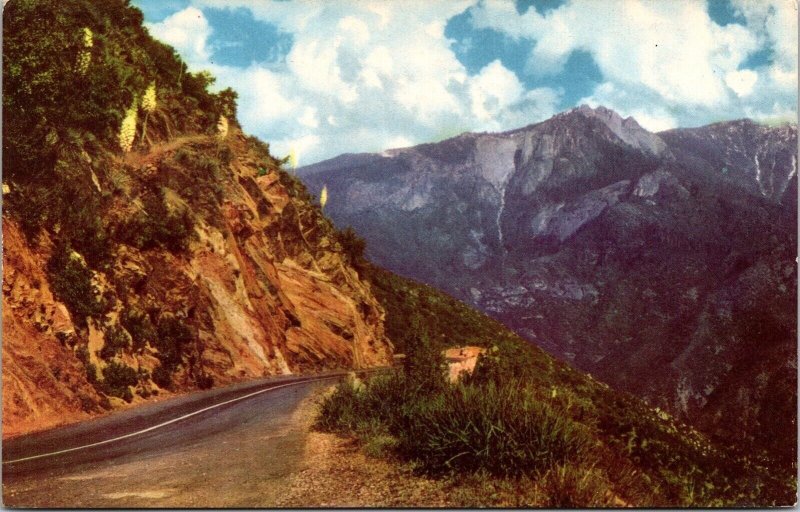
[298,105,797,463]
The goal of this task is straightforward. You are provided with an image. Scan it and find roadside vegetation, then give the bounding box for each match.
[318,245,795,507]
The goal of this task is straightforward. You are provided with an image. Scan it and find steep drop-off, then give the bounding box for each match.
[299,105,797,464]
[2,0,392,437]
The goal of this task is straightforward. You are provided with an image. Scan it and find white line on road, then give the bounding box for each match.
[4,375,341,465]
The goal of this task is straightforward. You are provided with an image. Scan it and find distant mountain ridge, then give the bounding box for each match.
[298,105,797,463]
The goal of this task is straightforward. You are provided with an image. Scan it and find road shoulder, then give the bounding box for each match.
[278,386,451,507]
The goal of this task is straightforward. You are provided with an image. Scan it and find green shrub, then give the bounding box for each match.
[101,361,137,402]
[196,373,214,390]
[47,243,105,328]
[277,169,312,201]
[317,372,413,432]
[147,315,195,389]
[403,331,447,392]
[466,343,538,386]
[152,364,173,389]
[98,324,131,360]
[119,191,193,252]
[85,362,98,385]
[154,316,193,367]
[120,307,156,351]
[217,144,234,166]
[337,227,367,270]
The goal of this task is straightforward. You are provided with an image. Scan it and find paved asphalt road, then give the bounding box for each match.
[2,372,346,507]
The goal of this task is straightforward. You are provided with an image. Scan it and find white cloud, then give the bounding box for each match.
[298,106,319,129]
[580,82,678,132]
[731,0,798,94]
[142,0,795,164]
[162,0,559,163]
[471,0,767,107]
[469,60,525,122]
[725,69,758,97]
[470,0,795,130]
[145,7,211,67]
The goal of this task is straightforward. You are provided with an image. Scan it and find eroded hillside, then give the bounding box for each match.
[2,0,391,437]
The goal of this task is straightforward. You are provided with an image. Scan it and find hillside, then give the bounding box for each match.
[2,0,392,437]
[298,105,797,469]
[320,262,794,506]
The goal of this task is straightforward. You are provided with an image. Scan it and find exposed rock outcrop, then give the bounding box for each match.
[2,129,393,438]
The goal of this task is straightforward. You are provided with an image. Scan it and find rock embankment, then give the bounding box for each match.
[2,129,393,437]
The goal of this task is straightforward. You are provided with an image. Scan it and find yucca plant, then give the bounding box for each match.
[140,81,156,144]
[75,27,93,75]
[320,184,328,210]
[118,101,138,152]
[287,147,299,173]
[217,115,229,138]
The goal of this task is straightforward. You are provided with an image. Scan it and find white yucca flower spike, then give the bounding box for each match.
[217,115,229,138]
[141,82,157,113]
[140,82,156,144]
[82,27,93,47]
[288,147,299,171]
[119,104,138,152]
[75,27,93,75]
[320,185,328,209]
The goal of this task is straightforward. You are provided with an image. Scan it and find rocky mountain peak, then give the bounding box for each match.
[558,104,668,156]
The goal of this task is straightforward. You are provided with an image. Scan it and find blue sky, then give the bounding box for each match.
[133,0,797,164]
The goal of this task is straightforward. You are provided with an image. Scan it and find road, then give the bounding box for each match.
[2,373,344,507]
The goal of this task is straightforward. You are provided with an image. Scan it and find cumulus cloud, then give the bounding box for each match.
[142,0,795,163]
[145,7,212,67]
[471,0,796,127]
[725,69,759,98]
[579,82,678,132]
[471,0,767,107]
[143,1,561,163]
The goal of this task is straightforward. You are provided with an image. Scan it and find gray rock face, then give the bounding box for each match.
[298,106,797,461]
[660,119,798,204]
[575,104,668,156]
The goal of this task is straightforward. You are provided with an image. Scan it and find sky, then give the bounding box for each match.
[131,0,798,165]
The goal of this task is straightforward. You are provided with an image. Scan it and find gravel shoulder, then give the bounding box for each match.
[278,388,451,507]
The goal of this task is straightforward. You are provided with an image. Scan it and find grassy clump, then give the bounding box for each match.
[317,368,613,506]
[318,334,593,479]
[396,381,594,476]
